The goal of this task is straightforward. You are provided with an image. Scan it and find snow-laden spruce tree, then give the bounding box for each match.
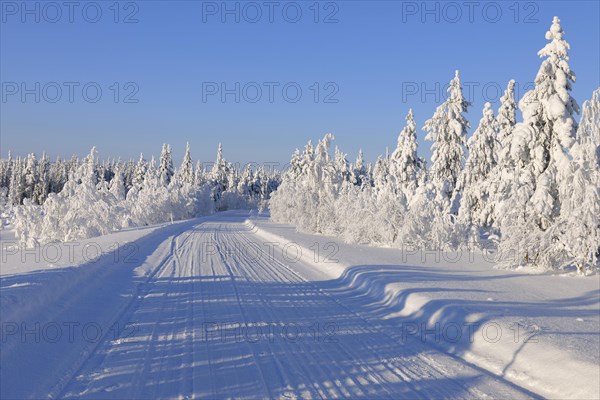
[336,178,380,244]
[159,143,174,186]
[270,134,338,234]
[423,70,471,208]
[179,142,194,185]
[269,143,313,226]
[351,149,369,188]
[370,113,429,246]
[553,89,600,273]
[300,140,315,177]
[194,160,205,187]
[390,109,420,198]
[122,158,135,190]
[32,152,50,205]
[372,155,389,193]
[401,71,471,249]
[210,143,229,203]
[308,133,337,234]
[487,80,518,227]
[109,165,127,202]
[455,102,498,228]
[496,80,518,158]
[331,146,354,230]
[130,154,147,193]
[49,156,68,194]
[8,157,24,206]
[23,154,38,202]
[129,156,172,225]
[226,162,240,192]
[376,177,408,245]
[334,147,351,188]
[0,151,12,189]
[236,164,255,201]
[577,88,600,167]
[500,16,580,269]
[286,149,303,180]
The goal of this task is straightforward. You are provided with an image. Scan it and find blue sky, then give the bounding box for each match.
[1,1,599,166]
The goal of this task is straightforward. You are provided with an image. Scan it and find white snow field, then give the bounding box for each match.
[1,211,598,399]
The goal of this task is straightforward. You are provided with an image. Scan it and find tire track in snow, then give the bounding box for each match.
[231,222,535,399]
[48,214,539,399]
[217,226,327,399]
[211,230,276,399]
[224,226,391,398]
[231,225,431,398]
[59,230,197,398]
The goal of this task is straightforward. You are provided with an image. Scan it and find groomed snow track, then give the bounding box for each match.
[1,212,540,399]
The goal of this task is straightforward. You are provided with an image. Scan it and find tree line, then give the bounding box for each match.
[270,17,600,274]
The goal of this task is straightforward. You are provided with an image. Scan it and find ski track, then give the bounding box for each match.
[4,214,538,399]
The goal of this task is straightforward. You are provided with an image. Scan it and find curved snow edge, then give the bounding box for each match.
[246,219,599,400]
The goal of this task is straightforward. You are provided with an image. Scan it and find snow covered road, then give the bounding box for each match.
[0,213,573,398]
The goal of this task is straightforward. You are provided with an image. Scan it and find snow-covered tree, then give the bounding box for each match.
[487,80,518,227]
[179,142,194,185]
[32,152,50,205]
[496,80,518,157]
[334,147,351,188]
[209,143,229,204]
[521,16,578,227]
[390,109,421,197]
[351,149,369,188]
[8,158,24,206]
[553,89,600,273]
[455,102,498,227]
[555,159,599,274]
[500,16,580,269]
[372,155,390,193]
[159,144,174,186]
[308,133,337,234]
[131,153,147,193]
[122,158,135,190]
[23,153,38,201]
[129,156,171,225]
[194,160,205,187]
[287,149,303,180]
[109,165,127,201]
[270,134,336,234]
[576,88,600,167]
[423,70,471,206]
[0,151,12,189]
[49,156,68,194]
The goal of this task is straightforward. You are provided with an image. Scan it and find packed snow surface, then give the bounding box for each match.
[1,211,598,399]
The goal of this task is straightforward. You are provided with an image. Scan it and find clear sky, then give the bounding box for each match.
[1,0,599,167]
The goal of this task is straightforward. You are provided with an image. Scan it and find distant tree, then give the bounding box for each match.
[131,154,147,193]
[159,144,174,186]
[8,157,24,206]
[179,142,194,186]
[23,153,38,201]
[33,152,50,204]
[351,149,369,188]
